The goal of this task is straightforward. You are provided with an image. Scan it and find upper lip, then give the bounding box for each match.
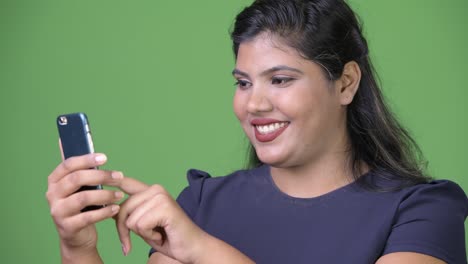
[250,118,289,126]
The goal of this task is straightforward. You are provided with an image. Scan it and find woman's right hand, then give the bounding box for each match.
[46,153,124,260]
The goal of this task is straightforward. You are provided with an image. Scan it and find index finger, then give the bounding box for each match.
[113,177,149,256]
[117,176,149,195]
[48,153,107,184]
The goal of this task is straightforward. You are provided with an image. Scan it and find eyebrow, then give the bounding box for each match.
[232,65,304,78]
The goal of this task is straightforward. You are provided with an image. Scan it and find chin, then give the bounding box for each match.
[256,151,289,167]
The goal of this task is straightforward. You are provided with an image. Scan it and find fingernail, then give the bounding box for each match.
[112,171,123,179]
[114,191,124,199]
[121,243,128,256]
[111,205,120,212]
[95,154,107,163]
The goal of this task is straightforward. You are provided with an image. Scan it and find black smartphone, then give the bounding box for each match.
[57,112,103,212]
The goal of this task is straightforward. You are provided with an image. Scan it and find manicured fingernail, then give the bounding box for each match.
[121,244,128,256]
[112,171,123,179]
[114,191,124,199]
[95,154,107,163]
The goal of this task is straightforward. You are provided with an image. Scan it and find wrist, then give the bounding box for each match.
[190,231,212,264]
[60,242,103,264]
[191,233,254,264]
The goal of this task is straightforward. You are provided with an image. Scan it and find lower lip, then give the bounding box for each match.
[254,124,289,142]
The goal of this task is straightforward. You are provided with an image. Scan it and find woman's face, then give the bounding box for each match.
[232,34,349,169]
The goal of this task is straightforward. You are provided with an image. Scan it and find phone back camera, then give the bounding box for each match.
[58,116,68,126]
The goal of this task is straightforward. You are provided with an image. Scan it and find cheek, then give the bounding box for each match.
[276,86,329,124]
[232,90,246,122]
[273,88,313,118]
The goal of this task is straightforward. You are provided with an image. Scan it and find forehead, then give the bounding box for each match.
[237,33,303,62]
[235,33,323,76]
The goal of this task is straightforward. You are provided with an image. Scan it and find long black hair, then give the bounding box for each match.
[230,0,431,190]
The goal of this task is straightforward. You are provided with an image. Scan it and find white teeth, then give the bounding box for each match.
[255,122,287,134]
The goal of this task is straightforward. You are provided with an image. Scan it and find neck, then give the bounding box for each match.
[270,150,353,198]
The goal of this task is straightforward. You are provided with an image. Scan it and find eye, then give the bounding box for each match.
[234,79,252,90]
[271,77,294,87]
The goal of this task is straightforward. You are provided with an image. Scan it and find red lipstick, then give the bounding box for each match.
[251,118,289,143]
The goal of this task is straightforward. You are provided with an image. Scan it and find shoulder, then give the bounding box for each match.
[175,166,267,218]
[394,179,468,218]
[360,171,467,214]
[380,178,468,263]
[186,166,258,187]
[184,166,263,195]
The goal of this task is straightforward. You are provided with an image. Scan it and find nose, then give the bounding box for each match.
[246,86,273,114]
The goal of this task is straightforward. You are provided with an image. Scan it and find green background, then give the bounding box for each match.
[1,0,466,262]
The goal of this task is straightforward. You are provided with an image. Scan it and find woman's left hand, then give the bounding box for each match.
[116,177,206,263]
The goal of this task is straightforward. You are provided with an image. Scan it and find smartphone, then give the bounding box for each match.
[56,112,103,212]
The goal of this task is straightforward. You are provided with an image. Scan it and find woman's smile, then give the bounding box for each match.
[250,118,290,142]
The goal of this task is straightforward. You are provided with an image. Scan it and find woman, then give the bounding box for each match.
[46,0,468,263]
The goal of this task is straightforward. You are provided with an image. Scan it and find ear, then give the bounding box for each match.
[335,61,361,105]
